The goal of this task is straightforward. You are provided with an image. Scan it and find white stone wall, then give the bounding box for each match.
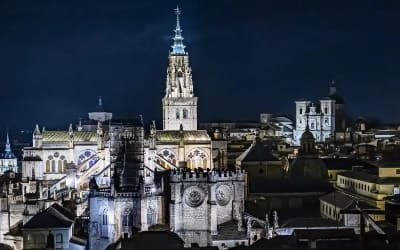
[89,195,143,250]
[293,99,336,145]
[89,197,114,250]
[170,170,245,248]
[23,228,71,250]
[0,158,18,174]
[22,138,103,182]
[22,160,42,179]
[141,195,164,231]
[0,212,9,244]
[163,97,198,131]
[163,50,198,131]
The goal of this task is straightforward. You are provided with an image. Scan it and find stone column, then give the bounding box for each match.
[209,184,217,235]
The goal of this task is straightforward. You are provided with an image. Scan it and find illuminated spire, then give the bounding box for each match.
[329,80,337,95]
[5,132,10,153]
[33,124,41,136]
[4,131,15,159]
[171,6,186,55]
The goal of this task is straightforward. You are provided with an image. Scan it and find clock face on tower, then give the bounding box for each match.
[184,186,205,207]
[215,184,231,206]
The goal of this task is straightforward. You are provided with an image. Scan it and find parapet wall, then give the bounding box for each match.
[170,168,245,183]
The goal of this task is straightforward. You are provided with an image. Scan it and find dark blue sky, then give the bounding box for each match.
[1,0,400,130]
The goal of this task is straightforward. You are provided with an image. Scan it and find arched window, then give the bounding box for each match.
[57,159,67,173]
[77,150,96,165]
[51,160,56,173]
[159,149,177,166]
[147,206,156,225]
[176,109,180,119]
[46,156,53,173]
[46,160,51,173]
[186,149,208,169]
[183,109,188,119]
[58,160,63,173]
[100,208,109,238]
[102,210,108,225]
[123,214,129,227]
[122,209,133,229]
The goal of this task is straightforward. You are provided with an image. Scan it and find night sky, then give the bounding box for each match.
[1,0,400,131]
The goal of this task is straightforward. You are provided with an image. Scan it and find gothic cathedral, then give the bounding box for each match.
[162,7,197,131]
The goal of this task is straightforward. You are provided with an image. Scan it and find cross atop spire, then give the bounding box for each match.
[175,6,181,29]
[171,5,186,55]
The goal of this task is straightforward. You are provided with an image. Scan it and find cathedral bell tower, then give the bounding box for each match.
[162,6,198,131]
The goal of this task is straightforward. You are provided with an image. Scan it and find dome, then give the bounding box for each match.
[213,128,222,140]
[301,129,314,141]
[327,81,344,104]
[329,94,345,105]
[355,117,366,123]
[299,127,317,155]
[289,157,328,180]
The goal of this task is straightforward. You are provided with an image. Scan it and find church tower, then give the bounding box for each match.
[162,6,198,131]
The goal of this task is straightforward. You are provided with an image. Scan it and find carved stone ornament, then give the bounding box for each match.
[184,186,205,207]
[216,184,231,206]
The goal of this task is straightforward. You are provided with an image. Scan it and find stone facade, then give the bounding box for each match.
[0,133,18,174]
[293,82,346,145]
[88,7,248,250]
[170,169,245,247]
[162,8,197,131]
[293,98,335,145]
[22,124,109,183]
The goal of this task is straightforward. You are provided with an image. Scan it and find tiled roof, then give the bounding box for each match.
[116,231,184,250]
[319,191,377,210]
[282,217,338,228]
[156,130,210,142]
[293,228,355,240]
[249,176,332,193]
[322,158,365,170]
[0,244,14,250]
[367,160,400,168]
[236,139,279,162]
[338,171,400,184]
[51,202,76,221]
[320,191,354,209]
[289,157,328,179]
[42,131,97,142]
[211,220,247,241]
[23,203,75,229]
